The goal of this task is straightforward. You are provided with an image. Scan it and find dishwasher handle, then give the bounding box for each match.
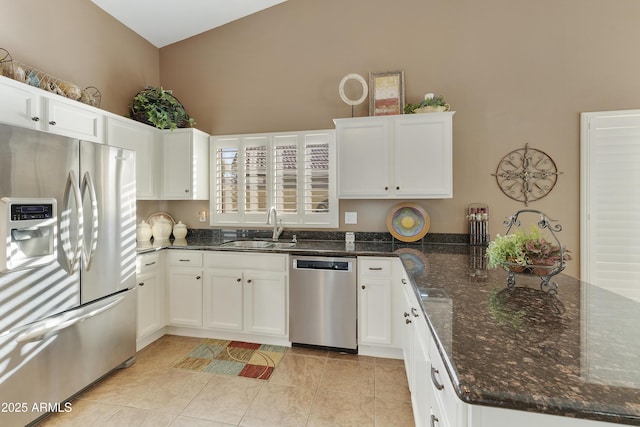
[293,259,353,272]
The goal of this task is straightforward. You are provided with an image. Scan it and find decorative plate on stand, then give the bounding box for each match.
[146,212,175,229]
[386,202,430,242]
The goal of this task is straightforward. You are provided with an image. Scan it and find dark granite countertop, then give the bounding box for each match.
[401,249,640,426]
[137,235,640,425]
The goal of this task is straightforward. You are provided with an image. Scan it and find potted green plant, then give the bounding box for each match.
[129,86,196,130]
[404,93,450,114]
[486,225,571,275]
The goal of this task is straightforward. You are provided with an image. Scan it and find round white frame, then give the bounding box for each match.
[338,73,368,106]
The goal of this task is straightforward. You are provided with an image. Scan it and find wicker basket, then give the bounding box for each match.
[1,48,101,107]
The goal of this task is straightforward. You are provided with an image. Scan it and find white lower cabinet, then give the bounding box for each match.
[203,252,288,341]
[136,251,166,349]
[357,257,404,357]
[402,270,463,427]
[166,250,203,328]
[402,274,434,426]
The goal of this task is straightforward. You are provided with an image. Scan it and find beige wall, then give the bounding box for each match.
[159,0,640,277]
[0,0,159,115]
[5,0,640,278]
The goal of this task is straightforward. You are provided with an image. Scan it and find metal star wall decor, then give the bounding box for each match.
[492,143,562,205]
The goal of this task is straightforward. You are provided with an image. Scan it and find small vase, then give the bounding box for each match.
[172,221,188,239]
[136,221,152,242]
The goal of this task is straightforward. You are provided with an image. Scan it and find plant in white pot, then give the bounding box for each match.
[404,93,450,114]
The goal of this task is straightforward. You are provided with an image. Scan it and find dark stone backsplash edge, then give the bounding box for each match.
[186,228,471,245]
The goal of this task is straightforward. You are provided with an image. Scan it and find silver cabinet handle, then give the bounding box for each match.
[430,414,439,427]
[368,267,383,271]
[144,261,157,266]
[431,366,445,390]
[31,116,40,122]
[49,121,56,125]
[179,259,191,262]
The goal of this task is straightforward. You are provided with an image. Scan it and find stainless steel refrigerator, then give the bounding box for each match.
[0,123,137,426]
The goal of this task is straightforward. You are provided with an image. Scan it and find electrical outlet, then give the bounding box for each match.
[198,211,207,222]
[344,211,357,224]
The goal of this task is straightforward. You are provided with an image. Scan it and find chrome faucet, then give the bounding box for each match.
[266,206,283,241]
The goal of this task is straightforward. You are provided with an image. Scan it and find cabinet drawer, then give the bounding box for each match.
[205,252,287,272]
[137,252,160,274]
[168,250,203,267]
[429,336,459,427]
[358,257,393,277]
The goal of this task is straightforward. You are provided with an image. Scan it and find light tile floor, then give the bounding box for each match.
[36,335,415,426]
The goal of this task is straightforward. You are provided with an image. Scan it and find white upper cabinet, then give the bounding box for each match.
[0,75,103,142]
[0,76,41,129]
[43,96,103,142]
[335,112,454,199]
[162,128,210,200]
[106,115,160,199]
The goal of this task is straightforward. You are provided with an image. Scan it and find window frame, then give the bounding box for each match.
[210,129,338,229]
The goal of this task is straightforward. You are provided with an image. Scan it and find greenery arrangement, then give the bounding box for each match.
[486,225,571,271]
[129,86,196,130]
[404,93,449,114]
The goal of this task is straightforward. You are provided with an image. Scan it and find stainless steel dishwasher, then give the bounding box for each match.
[289,255,357,352]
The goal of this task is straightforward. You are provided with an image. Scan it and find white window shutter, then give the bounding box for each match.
[581,110,640,302]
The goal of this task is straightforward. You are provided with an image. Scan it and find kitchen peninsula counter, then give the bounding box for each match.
[402,250,640,426]
[137,237,640,425]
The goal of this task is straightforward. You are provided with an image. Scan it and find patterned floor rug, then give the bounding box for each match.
[173,339,288,380]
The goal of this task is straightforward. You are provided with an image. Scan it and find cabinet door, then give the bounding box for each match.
[412,298,434,427]
[402,281,417,392]
[203,269,244,331]
[167,269,203,327]
[244,271,287,337]
[0,76,40,129]
[394,115,453,198]
[162,129,209,200]
[136,252,165,341]
[358,277,392,345]
[336,118,390,198]
[106,117,159,199]
[44,97,103,142]
[136,270,163,338]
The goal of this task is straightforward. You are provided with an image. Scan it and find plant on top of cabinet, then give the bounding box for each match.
[129,86,196,130]
[404,93,450,114]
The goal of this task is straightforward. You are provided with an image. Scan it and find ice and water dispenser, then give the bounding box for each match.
[0,197,57,272]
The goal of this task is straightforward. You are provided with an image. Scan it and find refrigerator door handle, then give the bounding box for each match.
[61,171,83,274]
[81,171,99,270]
[15,295,126,344]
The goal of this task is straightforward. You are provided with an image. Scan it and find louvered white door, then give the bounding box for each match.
[581,110,640,302]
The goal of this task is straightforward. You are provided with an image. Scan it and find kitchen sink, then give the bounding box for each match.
[220,240,273,249]
[219,240,297,250]
[271,242,296,249]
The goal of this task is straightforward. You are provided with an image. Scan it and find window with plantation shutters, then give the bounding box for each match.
[210,130,337,228]
[581,110,640,303]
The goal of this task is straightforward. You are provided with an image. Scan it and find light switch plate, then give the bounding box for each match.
[345,211,357,224]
